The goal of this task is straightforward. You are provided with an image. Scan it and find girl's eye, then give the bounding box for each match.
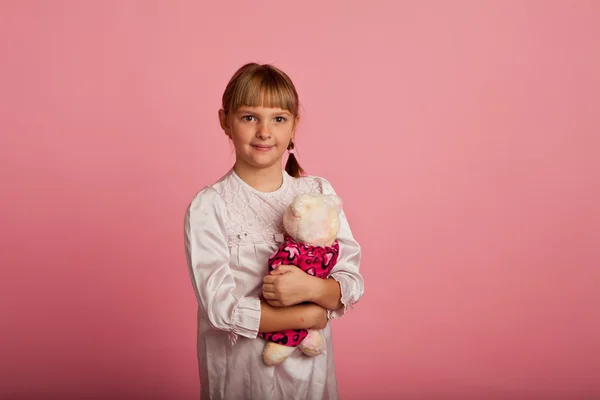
[242,115,256,122]
[275,116,286,123]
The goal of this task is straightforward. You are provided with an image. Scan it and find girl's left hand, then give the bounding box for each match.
[262,265,318,307]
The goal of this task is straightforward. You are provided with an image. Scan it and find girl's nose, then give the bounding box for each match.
[256,122,271,139]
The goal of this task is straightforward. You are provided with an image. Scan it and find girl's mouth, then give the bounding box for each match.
[252,145,274,152]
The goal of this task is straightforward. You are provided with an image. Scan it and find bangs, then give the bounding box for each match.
[226,69,298,115]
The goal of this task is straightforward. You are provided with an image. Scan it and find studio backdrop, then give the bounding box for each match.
[1,1,599,399]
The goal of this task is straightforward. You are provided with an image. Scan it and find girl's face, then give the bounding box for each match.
[219,106,298,172]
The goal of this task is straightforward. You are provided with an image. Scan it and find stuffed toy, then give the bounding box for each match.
[259,193,343,366]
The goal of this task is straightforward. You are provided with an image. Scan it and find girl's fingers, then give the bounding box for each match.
[262,283,275,292]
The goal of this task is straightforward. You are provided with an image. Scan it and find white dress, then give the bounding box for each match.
[184,169,364,400]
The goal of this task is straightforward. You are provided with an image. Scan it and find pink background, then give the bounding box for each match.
[2,1,599,399]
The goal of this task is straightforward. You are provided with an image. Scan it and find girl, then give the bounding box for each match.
[184,63,364,400]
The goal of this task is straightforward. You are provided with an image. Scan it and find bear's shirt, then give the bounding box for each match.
[259,236,340,347]
[268,235,340,278]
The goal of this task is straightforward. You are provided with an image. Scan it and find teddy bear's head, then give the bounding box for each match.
[283,193,343,247]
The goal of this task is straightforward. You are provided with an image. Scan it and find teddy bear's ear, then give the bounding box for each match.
[327,195,343,213]
[291,194,312,217]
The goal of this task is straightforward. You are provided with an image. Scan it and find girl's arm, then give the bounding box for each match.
[262,268,344,311]
[309,278,343,311]
[259,300,327,332]
[316,178,364,319]
[185,187,262,339]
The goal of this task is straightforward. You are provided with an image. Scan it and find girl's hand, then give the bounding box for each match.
[262,265,318,307]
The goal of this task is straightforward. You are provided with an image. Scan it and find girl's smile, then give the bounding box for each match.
[252,144,275,152]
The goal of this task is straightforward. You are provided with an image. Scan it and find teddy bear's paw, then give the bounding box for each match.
[263,342,296,366]
[298,329,325,357]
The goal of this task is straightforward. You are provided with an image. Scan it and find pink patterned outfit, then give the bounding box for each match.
[259,236,340,347]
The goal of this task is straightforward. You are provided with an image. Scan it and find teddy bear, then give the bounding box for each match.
[259,192,343,366]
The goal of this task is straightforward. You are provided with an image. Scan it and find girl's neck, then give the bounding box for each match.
[233,162,284,193]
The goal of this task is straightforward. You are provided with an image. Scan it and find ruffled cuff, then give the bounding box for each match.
[327,274,359,320]
[231,295,261,339]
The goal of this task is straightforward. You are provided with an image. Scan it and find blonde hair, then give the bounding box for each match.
[221,63,304,177]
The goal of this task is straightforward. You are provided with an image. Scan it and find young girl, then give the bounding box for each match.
[184,63,364,400]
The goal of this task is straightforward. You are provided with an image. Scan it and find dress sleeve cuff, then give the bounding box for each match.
[327,274,357,320]
[231,295,261,339]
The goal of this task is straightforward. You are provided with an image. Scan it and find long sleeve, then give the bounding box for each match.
[319,178,365,319]
[183,187,261,338]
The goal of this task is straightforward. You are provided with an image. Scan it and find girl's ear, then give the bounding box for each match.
[218,109,231,137]
[292,115,300,139]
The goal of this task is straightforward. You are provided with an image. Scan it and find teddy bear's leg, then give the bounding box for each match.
[298,329,325,357]
[263,341,297,366]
